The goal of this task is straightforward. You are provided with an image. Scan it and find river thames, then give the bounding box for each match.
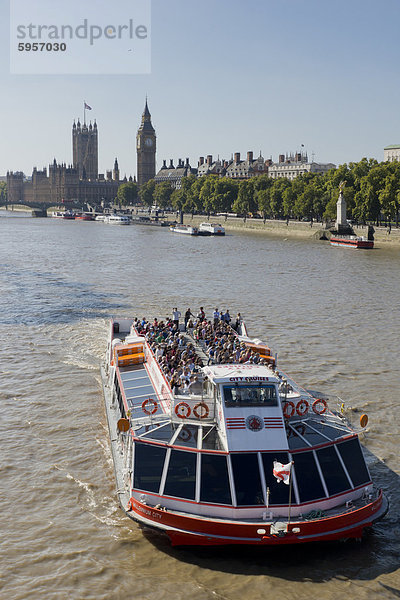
[0,212,399,600]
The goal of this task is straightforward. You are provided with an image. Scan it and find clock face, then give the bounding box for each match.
[145,137,153,147]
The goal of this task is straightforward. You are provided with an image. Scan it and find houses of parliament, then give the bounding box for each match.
[6,100,156,206]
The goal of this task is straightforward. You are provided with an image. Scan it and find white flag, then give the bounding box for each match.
[273,460,292,485]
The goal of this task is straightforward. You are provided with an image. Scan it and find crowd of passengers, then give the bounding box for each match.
[132,307,275,395]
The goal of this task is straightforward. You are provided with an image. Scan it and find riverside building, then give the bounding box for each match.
[384,145,400,162]
[268,152,335,180]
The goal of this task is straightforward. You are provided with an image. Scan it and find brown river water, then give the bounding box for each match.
[0,212,399,600]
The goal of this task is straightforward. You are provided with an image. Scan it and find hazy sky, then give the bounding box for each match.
[1,0,400,178]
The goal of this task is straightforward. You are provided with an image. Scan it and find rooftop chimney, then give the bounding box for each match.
[234,152,241,165]
[199,156,204,166]
[169,159,174,169]
[207,154,213,166]
[247,151,253,163]
[279,154,285,163]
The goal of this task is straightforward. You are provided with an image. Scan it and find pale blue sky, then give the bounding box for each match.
[1,0,400,178]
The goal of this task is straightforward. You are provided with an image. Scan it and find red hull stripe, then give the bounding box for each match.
[127,491,386,546]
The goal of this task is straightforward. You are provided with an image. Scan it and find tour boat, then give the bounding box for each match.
[330,235,374,249]
[75,212,95,221]
[62,210,75,220]
[51,211,65,218]
[106,214,130,225]
[199,223,225,236]
[170,225,198,236]
[101,317,387,547]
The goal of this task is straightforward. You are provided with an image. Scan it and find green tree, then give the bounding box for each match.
[212,178,238,213]
[153,181,174,209]
[199,175,219,214]
[0,181,7,204]
[233,179,257,217]
[138,179,156,207]
[270,178,290,218]
[170,188,185,212]
[117,182,138,206]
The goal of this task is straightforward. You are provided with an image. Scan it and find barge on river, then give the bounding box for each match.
[330,235,374,249]
[101,317,387,546]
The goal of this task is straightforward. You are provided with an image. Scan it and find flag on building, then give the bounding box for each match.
[273,460,293,485]
[84,102,92,110]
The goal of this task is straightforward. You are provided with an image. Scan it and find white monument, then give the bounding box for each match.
[336,180,347,229]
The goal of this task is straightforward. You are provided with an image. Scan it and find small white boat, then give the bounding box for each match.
[199,222,225,236]
[170,225,198,235]
[95,214,108,222]
[51,211,65,218]
[106,214,130,225]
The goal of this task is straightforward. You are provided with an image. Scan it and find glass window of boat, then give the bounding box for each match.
[231,453,264,506]
[163,449,197,500]
[133,420,170,438]
[336,438,371,487]
[200,453,232,505]
[223,384,278,407]
[175,424,199,448]
[139,422,179,443]
[287,423,328,450]
[201,426,224,451]
[316,445,352,495]
[306,418,348,441]
[261,453,291,505]
[293,450,326,503]
[133,443,167,493]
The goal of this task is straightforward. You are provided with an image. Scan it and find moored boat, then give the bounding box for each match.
[75,212,95,221]
[101,314,387,547]
[330,235,374,249]
[106,214,130,225]
[170,225,198,235]
[199,222,225,236]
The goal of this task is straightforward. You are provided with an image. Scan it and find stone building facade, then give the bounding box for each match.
[384,145,400,162]
[268,152,335,180]
[154,158,196,189]
[7,120,122,205]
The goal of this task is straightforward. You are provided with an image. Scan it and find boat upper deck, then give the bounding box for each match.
[110,319,357,454]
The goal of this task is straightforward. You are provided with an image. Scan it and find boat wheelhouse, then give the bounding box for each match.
[101,317,387,546]
[199,223,225,236]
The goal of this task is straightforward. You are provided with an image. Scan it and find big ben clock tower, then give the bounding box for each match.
[136,99,156,186]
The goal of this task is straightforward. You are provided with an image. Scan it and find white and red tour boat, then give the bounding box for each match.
[101,316,387,546]
[330,235,374,249]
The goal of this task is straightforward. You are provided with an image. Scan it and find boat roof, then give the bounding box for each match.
[202,363,279,384]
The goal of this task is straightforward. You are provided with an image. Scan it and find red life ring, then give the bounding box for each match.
[312,398,327,415]
[175,402,191,419]
[296,399,309,416]
[193,402,209,419]
[142,398,158,415]
[283,401,295,418]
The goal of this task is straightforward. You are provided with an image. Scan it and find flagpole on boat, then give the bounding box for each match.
[288,461,294,525]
